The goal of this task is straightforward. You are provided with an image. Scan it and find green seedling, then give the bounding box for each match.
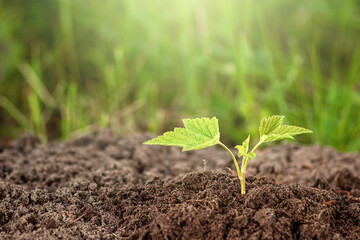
[144,115,312,194]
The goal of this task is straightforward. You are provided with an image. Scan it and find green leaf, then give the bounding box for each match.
[235,135,250,157]
[235,135,256,159]
[248,152,256,159]
[271,125,313,136]
[261,133,293,142]
[259,115,285,137]
[144,117,220,151]
[259,115,312,143]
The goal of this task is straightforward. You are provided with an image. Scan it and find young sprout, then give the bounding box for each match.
[144,115,312,194]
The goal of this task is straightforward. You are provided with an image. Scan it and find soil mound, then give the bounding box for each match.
[0,131,359,239]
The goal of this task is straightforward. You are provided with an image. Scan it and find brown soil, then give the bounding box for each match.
[0,131,359,239]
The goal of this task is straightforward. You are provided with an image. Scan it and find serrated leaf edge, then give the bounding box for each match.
[144,117,220,151]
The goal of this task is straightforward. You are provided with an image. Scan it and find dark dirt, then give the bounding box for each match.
[0,131,359,239]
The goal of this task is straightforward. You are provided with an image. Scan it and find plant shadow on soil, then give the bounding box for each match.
[0,131,359,239]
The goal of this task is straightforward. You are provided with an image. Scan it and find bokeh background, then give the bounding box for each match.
[0,0,359,151]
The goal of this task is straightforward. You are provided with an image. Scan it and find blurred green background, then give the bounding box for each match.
[0,0,360,151]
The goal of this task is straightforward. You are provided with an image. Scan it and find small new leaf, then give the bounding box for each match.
[235,135,255,159]
[235,135,250,157]
[144,117,220,151]
[248,152,256,159]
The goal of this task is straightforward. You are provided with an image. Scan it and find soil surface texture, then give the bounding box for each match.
[0,131,359,239]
